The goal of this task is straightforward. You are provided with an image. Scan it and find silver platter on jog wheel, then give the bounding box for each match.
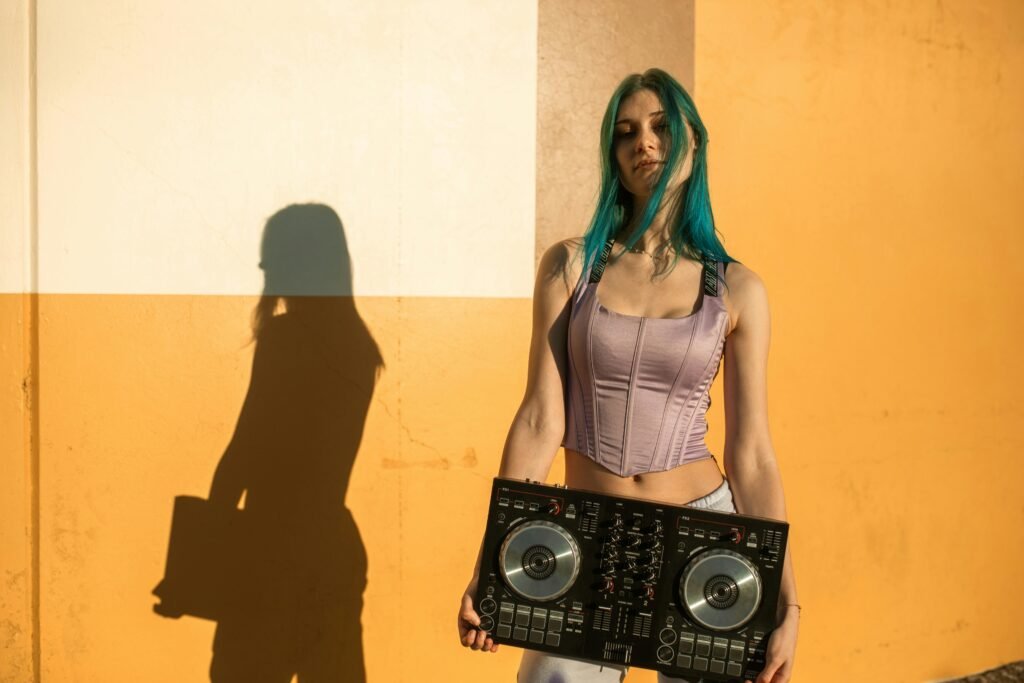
[499,520,581,601]
[680,548,763,631]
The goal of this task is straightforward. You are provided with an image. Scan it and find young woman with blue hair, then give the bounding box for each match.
[458,68,800,683]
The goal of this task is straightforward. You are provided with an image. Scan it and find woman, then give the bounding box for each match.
[458,68,799,683]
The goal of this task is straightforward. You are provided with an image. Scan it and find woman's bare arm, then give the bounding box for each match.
[460,239,582,652]
[500,239,581,472]
[721,263,799,683]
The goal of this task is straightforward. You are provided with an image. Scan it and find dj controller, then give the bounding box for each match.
[474,478,789,681]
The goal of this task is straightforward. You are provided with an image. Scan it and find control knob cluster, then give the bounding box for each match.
[599,515,665,599]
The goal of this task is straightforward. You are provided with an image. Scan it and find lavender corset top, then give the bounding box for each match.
[562,244,730,477]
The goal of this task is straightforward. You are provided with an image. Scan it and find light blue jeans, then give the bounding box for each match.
[516,479,738,683]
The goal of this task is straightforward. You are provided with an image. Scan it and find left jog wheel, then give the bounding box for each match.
[499,520,581,602]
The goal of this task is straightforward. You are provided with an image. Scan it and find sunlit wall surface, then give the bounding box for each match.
[2,1,1022,682]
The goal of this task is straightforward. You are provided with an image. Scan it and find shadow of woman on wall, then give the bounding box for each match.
[153,203,382,682]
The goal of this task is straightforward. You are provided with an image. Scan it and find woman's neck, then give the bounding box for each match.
[618,199,675,254]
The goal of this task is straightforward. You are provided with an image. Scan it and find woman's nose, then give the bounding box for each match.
[635,127,658,153]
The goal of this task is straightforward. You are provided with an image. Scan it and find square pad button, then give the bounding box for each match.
[710,659,726,674]
[713,638,729,659]
[513,626,528,641]
[515,606,531,627]
[497,624,511,639]
[529,629,544,644]
[677,654,692,668]
[545,632,561,647]
[694,656,709,672]
[499,603,515,624]
[727,662,743,677]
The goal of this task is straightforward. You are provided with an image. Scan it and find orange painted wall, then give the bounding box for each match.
[24,293,530,681]
[693,1,1024,681]
[1,295,34,681]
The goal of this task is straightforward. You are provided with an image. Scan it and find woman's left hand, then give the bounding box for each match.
[745,607,799,683]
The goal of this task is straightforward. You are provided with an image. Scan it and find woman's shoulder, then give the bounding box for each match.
[537,237,586,296]
[722,259,761,287]
[720,260,770,335]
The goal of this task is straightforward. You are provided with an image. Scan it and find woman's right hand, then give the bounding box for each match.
[458,580,499,653]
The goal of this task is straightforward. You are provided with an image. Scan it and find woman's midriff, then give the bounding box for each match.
[563,448,725,506]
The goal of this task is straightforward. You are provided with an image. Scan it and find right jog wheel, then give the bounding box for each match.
[679,548,763,631]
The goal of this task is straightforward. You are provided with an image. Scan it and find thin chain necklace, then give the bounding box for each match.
[616,239,670,260]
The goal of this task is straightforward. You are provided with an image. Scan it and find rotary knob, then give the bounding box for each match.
[600,577,616,593]
[479,615,495,632]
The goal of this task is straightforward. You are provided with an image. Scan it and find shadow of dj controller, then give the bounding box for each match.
[474,478,789,682]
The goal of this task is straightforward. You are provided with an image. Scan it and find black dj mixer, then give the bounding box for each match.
[474,477,789,682]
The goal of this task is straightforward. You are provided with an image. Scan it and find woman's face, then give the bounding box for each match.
[613,88,697,201]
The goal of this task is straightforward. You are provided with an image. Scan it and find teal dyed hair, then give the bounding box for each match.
[578,68,736,279]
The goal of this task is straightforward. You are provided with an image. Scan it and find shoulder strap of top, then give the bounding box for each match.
[588,238,616,284]
[700,253,719,297]
[588,241,722,296]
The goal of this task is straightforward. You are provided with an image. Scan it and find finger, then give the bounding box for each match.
[756,660,782,683]
[462,608,480,628]
[474,627,488,650]
[464,627,482,648]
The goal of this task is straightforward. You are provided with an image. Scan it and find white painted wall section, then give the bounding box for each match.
[32,0,536,298]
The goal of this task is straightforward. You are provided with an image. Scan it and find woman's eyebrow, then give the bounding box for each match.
[615,110,666,125]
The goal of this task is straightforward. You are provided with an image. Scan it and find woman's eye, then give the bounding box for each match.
[614,130,635,139]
